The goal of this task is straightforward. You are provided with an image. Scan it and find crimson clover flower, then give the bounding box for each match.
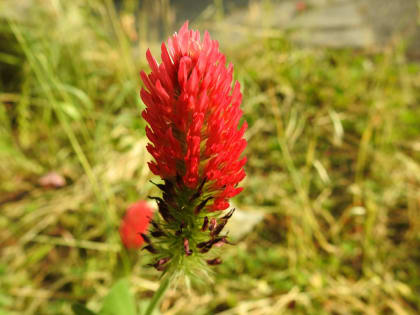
[119,201,153,249]
[140,21,247,275]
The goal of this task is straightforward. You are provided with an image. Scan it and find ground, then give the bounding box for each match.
[1,1,420,314]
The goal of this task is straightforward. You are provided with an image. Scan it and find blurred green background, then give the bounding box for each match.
[1,0,420,314]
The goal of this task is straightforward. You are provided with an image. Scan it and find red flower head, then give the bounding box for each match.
[119,201,153,249]
[140,21,247,212]
[139,22,246,273]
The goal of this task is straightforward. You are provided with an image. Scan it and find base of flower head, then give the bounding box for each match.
[141,178,236,276]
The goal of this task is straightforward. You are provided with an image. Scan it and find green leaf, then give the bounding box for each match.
[72,303,96,315]
[99,279,136,315]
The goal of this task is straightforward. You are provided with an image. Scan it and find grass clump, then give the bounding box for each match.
[1,1,420,314]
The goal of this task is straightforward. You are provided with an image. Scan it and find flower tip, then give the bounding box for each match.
[180,20,189,33]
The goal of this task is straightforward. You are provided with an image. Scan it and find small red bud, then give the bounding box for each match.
[119,201,153,249]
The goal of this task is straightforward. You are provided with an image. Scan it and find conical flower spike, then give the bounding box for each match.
[140,21,247,276]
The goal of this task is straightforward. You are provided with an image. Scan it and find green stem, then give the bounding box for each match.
[144,276,171,315]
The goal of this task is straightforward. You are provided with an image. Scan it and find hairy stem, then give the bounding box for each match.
[144,276,171,315]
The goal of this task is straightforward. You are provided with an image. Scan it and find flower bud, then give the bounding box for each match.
[119,201,153,249]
